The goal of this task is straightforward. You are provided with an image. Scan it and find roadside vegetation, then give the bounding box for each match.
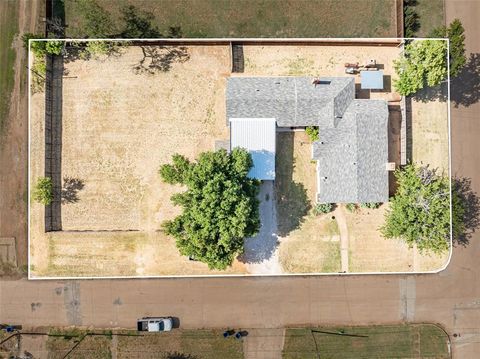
[0,1,18,134]
[382,163,463,253]
[62,0,396,38]
[283,324,449,358]
[0,328,243,358]
[160,149,260,270]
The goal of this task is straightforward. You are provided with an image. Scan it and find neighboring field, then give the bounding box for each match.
[415,0,445,37]
[0,1,18,134]
[63,0,397,38]
[283,324,449,359]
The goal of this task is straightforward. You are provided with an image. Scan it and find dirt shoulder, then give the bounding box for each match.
[0,0,43,272]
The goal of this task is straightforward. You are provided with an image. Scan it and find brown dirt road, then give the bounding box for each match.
[1,0,480,358]
[0,0,41,271]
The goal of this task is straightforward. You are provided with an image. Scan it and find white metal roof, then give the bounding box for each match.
[229,118,276,180]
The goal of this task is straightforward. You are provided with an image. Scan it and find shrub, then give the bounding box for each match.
[360,202,381,209]
[32,177,54,205]
[305,126,319,141]
[345,203,357,213]
[45,40,64,55]
[21,33,43,50]
[313,203,333,215]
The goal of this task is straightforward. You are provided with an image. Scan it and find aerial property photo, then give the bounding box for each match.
[28,38,451,278]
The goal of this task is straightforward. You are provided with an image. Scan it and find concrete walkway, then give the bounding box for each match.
[333,206,350,273]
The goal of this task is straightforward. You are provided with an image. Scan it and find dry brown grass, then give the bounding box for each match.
[275,131,341,273]
[346,205,448,272]
[411,94,449,173]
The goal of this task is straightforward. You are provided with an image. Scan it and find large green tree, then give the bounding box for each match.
[159,148,260,270]
[430,19,466,78]
[394,39,448,96]
[381,164,464,253]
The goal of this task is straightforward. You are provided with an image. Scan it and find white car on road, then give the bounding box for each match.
[137,317,173,332]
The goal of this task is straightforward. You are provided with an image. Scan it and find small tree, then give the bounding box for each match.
[160,148,260,270]
[394,40,448,96]
[313,203,333,215]
[381,163,464,253]
[32,177,54,205]
[430,19,466,78]
[305,126,319,142]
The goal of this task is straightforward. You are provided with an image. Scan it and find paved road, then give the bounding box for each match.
[1,0,480,358]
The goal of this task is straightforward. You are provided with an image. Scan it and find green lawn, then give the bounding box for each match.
[64,0,396,38]
[283,324,449,359]
[0,1,18,135]
[415,0,445,37]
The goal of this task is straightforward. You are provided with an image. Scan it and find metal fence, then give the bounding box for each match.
[44,54,63,232]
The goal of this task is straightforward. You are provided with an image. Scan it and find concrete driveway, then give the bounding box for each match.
[242,181,281,274]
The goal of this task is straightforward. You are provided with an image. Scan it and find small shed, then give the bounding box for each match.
[229,118,276,180]
[360,70,384,90]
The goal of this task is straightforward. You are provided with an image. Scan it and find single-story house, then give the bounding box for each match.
[226,76,389,204]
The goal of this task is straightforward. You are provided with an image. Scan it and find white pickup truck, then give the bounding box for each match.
[137,317,173,332]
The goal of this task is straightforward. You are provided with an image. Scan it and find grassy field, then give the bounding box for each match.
[44,328,243,359]
[283,324,449,358]
[0,1,18,135]
[64,0,397,38]
[415,0,445,37]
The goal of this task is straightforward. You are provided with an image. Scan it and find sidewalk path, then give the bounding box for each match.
[333,206,349,273]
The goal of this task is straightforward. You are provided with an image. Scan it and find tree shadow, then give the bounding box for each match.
[412,53,480,107]
[63,42,126,64]
[453,177,480,247]
[451,53,480,108]
[132,46,190,74]
[240,181,279,264]
[275,132,311,237]
[411,82,447,103]
[61,177,85,204]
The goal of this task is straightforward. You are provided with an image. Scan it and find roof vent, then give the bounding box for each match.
[312,78,331,86]
[321,176,328,180]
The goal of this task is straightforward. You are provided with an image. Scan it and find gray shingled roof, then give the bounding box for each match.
[312,100,389,203]
[226,76,389,204]
[226,77,354,127]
